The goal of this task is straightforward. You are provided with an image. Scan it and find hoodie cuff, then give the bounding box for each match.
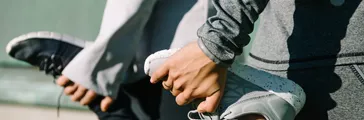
[197,38,234,68]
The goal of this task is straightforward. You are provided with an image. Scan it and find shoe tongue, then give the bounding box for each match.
[53,41,83,67]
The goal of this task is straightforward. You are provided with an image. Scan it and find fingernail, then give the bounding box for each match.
[197,106,204,113]
[150,79,155,84]
[197,108,205,113]
[197,102,207,113]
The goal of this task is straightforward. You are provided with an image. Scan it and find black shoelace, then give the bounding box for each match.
[39,54,63,78]
[38,54,64,118]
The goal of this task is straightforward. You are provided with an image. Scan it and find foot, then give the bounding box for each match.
[144,49,306,120]
[6,31,90,77]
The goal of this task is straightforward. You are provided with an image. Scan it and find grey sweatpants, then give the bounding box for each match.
[264,64,364,120]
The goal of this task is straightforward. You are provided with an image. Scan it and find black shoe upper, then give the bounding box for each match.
[8,38,83,77]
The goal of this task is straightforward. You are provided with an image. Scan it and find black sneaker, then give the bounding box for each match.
[6,31,93,117]
[6,31,90,77]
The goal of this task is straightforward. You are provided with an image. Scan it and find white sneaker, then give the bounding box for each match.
[144,49,306,120]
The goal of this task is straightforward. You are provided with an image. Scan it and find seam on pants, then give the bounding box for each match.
[350,64,364,85]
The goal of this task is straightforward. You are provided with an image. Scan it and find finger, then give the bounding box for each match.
[80,90,98,105]
[182,89,194,104]
[175,90,193,106]
[162,80,173,90]
[170,80,185,96]
[64,84,78,95]
[101,96,113,112]
[150,63,169,84]
[71,86,87,102]
[56,76,72,87]
[170,88,182,96]
[197,90,222,113]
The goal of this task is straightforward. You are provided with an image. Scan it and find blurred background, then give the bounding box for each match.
[0,0,257,120]
[0,0,104,119]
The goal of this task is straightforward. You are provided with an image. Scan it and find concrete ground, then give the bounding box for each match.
[0,103,97,120]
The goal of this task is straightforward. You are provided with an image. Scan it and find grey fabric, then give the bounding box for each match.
[197,0,364,71]
[197,0,268,67]
[196,1,364,119]
[62,0,158,98]
[265,64,364,120]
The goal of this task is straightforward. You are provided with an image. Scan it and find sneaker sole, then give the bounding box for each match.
[6,31,91,54]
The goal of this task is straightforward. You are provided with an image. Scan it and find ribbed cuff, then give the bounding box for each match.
[197,38,232,68]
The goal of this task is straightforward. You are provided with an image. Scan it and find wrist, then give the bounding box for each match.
[197,38,232,68]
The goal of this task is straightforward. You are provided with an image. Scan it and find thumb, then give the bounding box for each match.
[101,96,113,112]
[150,63,169,84]
[56,75,72,87]
[197,90,222,113]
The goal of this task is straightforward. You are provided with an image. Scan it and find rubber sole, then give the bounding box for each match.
[6,31,91,54]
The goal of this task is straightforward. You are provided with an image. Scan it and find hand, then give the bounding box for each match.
[150,41,228,113]
[56,76,113,112]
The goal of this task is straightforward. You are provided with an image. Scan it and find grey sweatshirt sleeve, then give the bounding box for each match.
[197,0,269,67]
